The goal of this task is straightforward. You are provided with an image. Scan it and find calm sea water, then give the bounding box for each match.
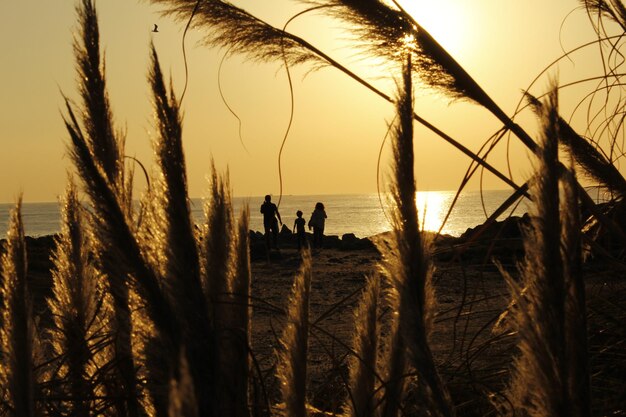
[0,190,530,239]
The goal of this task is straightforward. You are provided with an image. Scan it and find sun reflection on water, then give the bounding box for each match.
[415,191,453,234]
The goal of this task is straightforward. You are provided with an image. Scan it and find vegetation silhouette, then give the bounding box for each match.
[0,0,625,416]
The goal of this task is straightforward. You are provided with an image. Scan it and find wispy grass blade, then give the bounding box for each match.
[149,42,220,416]
[149,0,523,196]
[67,4,145,416]
[47,179,103,417]
[277,251,312,417]
[210,206,252,417]
[581,0,626,32]
[526,92,626,199]
[509,84,565,416]
[196,164,234,415]
[74,0,124,187]
[345,275,380,417]
[507,85,590,417]
[378,55,454,417]
[202,164,234,300]
[64,5,184,415]
[168,354,199,417]
[65,4,179,349]
[561,167,592,417]
[0,198,36,417]
[152,0,324,67]
[224,206,252,416]
[302,0,538,152]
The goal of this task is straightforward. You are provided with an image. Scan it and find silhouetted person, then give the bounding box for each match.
[293,210,307,250]
[260,195,282,249]
[152,24,159,32]
[308,202,327,249]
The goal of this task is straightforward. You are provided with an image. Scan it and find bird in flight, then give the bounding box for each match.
[152,24,159,33]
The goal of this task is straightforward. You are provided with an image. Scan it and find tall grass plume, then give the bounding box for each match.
[47,180,110,417]
[503,85,591,417]
[0,198,37,417]
[344,275,381,417]
[377,55,454,417]
[277,251,313,417]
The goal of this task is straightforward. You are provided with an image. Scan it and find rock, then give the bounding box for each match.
[279,224,293,237]
[341,233,358,243]
[340,233,374,250]
[435,215,528,265]
[323,235,340,249]
[459,214,529,241]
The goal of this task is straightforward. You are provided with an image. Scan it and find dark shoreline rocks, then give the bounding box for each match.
[1,215,531,268]
[247,215,530,264]
[0,216,529,324]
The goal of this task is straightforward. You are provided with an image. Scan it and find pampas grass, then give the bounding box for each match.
[61,4,259,415]
[152,0,324,67]
[47,180,108,417]
[3,0,624,416]
[0,198,36,417]
[146,40,220,416]
[525,92,626,200]
[503,85,591,417]
[73,0,125,190]
[375,55,454,417]
[220,207,253,417]
[277,251,312,417]
[344,275,380,417]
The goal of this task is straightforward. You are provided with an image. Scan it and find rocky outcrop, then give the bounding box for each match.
[432,215,529,265]
[248,227,376,260]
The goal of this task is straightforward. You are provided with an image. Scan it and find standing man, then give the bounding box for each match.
[260,195,282,249]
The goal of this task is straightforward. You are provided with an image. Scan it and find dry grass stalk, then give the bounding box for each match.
[167,354,198,417]
[198,164,235,415]
[147,42,221,416]
[152,0,324,67]
[525,92,626,199]
[581,0,626,32]
[0,198,36,417]
[300,0,538,152]
[220,207,253,416]
[277,251,313,417]
[47,180,109,416]
[561,168,591,417]
[67,4,142,416]
[64,3,188,415]
[205,206,252,417]
[64,2,255,414]
[506,85,590,417]
[74,0,125,190]
[344,275,381,417]
[64,5,180,354]
[201,164,234,296]
[378,55,454,417]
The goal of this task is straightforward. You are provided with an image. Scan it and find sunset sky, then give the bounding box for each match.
[0,0,610,203]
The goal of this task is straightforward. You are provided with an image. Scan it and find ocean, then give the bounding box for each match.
[0,190,531,239]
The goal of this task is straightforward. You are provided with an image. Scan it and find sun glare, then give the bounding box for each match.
[398,0,470,57]
[415,191,452,234]
[401,33,418,51]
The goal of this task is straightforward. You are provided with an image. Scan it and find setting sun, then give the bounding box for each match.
[399,0,474,57]
[1,1,624,415]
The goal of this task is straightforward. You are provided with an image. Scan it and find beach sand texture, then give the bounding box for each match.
[8,224,623,415]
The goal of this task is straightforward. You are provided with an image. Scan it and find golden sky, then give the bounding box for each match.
[0,0,609,203]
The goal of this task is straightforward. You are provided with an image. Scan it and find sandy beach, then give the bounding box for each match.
[10,226,516,413]
[244,229,515,413]
[6,220,625,415]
